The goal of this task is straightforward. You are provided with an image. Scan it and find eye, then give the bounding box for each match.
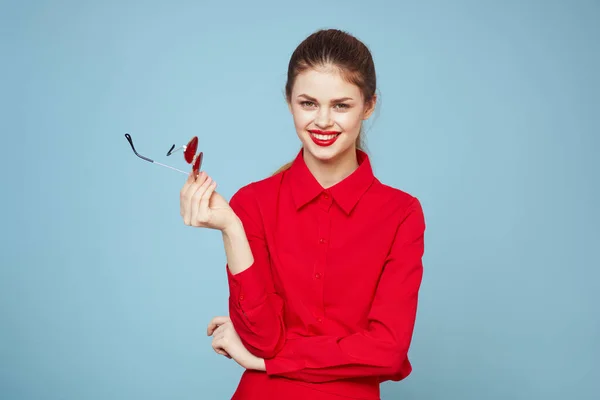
[300,101,316,108]
[334,103,350,110]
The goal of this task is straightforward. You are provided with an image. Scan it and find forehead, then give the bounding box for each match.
[292,68,362,100]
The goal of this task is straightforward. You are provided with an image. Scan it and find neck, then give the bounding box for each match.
[303,146,359,189]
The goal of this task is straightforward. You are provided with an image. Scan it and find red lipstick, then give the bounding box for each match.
[308,129,341,147]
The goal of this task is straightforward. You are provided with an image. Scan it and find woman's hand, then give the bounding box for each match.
[180,171,237,231]
[207,316,265,371]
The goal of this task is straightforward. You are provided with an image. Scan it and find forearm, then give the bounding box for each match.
[264,331,410,382]
[222,217,254,275]
[222,216,286,358]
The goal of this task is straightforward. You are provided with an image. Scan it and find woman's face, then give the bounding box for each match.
[288,67,375,164]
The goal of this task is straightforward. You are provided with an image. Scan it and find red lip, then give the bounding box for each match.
[308,129,341,147]
[308,130,340,135]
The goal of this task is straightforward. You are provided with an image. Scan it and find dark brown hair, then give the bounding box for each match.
[274,28,377,175]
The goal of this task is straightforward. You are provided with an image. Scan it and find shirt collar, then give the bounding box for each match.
[287,148,375,215]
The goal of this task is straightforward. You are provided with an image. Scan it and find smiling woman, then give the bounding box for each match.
[288,67,375,169]
[273,29,377,177]
[180,28,426,400]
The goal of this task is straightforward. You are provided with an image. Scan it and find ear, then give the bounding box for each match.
[362,95,377,120]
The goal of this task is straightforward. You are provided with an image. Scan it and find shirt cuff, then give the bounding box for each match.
[264,355,305,376]
[227,262,267,314]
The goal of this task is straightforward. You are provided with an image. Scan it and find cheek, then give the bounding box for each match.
[292,109,313,129]
[334,111,363,131]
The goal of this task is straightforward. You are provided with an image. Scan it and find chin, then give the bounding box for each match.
[302,137,353,163]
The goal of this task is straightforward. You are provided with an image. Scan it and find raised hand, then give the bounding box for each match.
[180,171,236,231]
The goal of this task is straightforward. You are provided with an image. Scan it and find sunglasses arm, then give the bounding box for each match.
[125,133,189,175]
[166,143,188,156]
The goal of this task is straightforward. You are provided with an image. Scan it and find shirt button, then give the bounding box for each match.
[317,317,323,323]
[239,294,244,301]
[323,193,329,200]
[315,273,321,279]
[319,238,327,244]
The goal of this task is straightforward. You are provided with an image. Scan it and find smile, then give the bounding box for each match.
[308,130,341,147]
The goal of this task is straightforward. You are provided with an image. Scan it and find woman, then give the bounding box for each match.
[180,29,426,400]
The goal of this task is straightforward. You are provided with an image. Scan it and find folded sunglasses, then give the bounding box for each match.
[125,133,203,175]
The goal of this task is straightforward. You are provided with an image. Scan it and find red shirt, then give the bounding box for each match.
[226,149,425,400]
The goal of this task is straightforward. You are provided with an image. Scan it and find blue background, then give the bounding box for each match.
[1,0,598,399]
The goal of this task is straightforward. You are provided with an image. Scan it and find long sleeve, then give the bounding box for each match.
[264,197,425,383]
[226,186,286,359]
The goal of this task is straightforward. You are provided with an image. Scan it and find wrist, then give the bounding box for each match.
[222,215,243,237]
[251,357,266,372]
[221,215,254,276]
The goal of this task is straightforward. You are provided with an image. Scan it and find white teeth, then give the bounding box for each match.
[312,133,340,140]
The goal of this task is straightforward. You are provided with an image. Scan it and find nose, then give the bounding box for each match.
[314,107,333,129]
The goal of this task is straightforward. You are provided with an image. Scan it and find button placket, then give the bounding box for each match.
[313,198,331,324]
[318,190,333,212]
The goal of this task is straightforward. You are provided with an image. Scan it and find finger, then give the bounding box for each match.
[216,348,231,358]
[181,172,198,224]
[183,172,207,225]
[212,339,232,359]
[200,180,217,214]
[212,339,222,352]
[212,324,225,339]
[190,175,213,226]
[187,172,209,222]
[183,169,195,189]
[211,323,228,340]
[207,316,231,335]
[180,171,195,218]
[212,336,226,353]
[193,170,209,190]
[207,316,229,336]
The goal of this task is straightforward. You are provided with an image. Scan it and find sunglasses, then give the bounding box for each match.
[124,133,204,175]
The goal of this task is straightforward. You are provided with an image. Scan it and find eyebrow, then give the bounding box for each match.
[297,94,354,103]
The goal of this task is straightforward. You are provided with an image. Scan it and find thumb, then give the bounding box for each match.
[207,315,231,335]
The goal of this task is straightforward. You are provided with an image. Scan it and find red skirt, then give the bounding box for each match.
[230,370,381,400]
